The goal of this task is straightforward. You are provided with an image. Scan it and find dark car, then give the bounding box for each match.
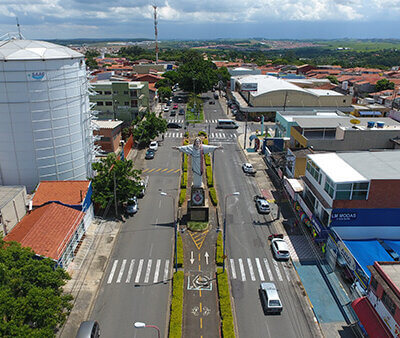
[179,108,185,115]
[170,110,176,116]
[167,122,182,129]
[145,149,155,159]
[209,101,215,105]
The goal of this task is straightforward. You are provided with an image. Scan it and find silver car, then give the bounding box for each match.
[259,282,282,314]
[271,238,290,260]
[126,196,138,215]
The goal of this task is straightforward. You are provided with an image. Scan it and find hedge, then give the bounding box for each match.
[204,153,211,166]
[217,269,235,338]
[183,154,188,172]
[179,188,186,206]
[180,171,188,188]
[206,166,213,187]
[183,139,189,145]
[184,131,189,138]
[209,187,218,206]
[198,131,207,137]
[169,271,184,338]
[203,138,209,145]
[176,232,184,268]
[216,231,223,266]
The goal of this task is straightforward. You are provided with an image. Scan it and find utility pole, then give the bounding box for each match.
[283,91,288,112]
[153,5,159,64]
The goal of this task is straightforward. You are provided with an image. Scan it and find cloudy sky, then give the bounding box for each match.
[1,0,400,40]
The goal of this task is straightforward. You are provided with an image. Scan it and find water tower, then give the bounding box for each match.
[0,38,95,191]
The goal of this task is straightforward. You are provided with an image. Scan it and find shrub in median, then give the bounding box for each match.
[180,171,188,188]
[204,153,211,166]
[206,166,213,187]
[184,131,189,138]
[217,269,235,338]
[209,187,218,206]
[203,138,209,145]
[198,130,207,137]
[183,154,188,172]
[179,188,186,206]
[216,231,223,266]
[176,232,184,268]
[169,271,184,338]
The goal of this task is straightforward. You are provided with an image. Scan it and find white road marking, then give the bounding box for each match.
[163,259,170,281]
[159,200,161,208]
[144,259,152,283]
[255,258,265,281]
[263,258,274,281]
[230,259,237,279]
[238,258,246,281]
[153,259,161,283]
[126,259,135,283]
[135,259,144,283]
[107,260,118,284]
[116,259,127,283]
[247,258,256,281]
[273,260,283,281]
[283,265,291,281]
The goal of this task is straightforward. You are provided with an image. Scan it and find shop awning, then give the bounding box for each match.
[358,111,382,116]
[351,297,392,338]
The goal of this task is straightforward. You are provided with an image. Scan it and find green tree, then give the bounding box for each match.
[158,86,172,101]
[91,154,142,209]
[375,78,395,91]
[163,70,180,85]
[85,50,100,58]
[86,57,98,69]
[326,75,339,84]
[0,240,73,337]
[132,112,167,147]
[155,78,172,89]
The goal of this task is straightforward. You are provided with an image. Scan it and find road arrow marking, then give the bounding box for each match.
[205,252,209,265]
[190,251,194,264]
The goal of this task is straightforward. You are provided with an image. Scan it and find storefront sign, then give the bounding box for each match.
[297,196,313,219]
[337,241,356,271]
[331,212,357,222]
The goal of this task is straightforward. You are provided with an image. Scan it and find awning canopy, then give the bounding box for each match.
[351,297,392,337]
[358,111,382,116]
[344,240,394,277]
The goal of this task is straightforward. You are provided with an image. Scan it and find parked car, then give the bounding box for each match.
[138,177,148,197]
[126,196,138,215]
[242,163,256,175]
[163,106,169,112]
[259,282,282,314]
[173,104,178,110]
[76,320,100,338]
[213,93,219,99]
[179,108,185,115]
[149,141,158,151]
[209,100,215,105]
[254,195,271,214]
[145,149,155,159]
[167,122,182,129]
[271,238,290,261]
[170,110,176,116]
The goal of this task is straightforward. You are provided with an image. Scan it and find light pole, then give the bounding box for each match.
[134,321,160,338]
[160,191,178,272]
[223,192,240,272]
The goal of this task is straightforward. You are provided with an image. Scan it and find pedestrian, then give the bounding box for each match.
[162,134,165,141]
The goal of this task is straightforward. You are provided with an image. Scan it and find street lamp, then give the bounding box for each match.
[223,192,240,272]
[134,322,160,338]
[160,191,178,272]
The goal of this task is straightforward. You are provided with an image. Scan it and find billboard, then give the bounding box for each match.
[241,82,258,91]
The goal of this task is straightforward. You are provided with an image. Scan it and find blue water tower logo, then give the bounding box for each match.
[29,72,45,80]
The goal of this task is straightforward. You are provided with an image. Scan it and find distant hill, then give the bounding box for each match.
[46,38,153,46]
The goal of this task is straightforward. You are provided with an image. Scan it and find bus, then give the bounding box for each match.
[216,119,239,129]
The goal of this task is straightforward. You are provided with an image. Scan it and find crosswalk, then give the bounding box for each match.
[229,257,292,283]
[167,119,230,124]
[209,132,237,140]
[106,258,171,285]
[164,132,183,138]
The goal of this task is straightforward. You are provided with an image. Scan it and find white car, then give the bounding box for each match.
[271,238,290,260]
[163,106,169,112]
[242,163,256,175]
[149,141,158,151]
[126,196,138,215]
[254,195,271,214]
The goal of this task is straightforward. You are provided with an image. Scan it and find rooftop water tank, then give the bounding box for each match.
[367,121,375,128]
[0,38,95,191]
[376,121,385,128]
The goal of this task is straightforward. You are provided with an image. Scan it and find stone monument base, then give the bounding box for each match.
[188,185,209,222]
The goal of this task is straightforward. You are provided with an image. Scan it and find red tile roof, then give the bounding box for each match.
[4,203,84,260]
[32,181,90,207]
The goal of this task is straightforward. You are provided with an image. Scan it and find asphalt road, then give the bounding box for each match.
[90,136,181,338]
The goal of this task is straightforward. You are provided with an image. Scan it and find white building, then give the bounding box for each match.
[0,39,95,191]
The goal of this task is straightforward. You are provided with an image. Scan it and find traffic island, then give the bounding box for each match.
[187,221,209,232]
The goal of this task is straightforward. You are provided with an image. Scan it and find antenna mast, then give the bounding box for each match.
[16,17,22,39]
[153,5,159,64]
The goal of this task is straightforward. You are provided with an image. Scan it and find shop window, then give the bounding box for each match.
[124,91,129,95]
[131,100,138,107]
[104,91,112,95]
[105,101,113,106]
[124,102,129,106]
[113,91,118,94]
[352,182,369,200]
[335,183,352,200]
[321,209,330,227]
[306,160,321,184]
[324,177,335,198]
[370,277,378,291]
[96,101,104,106]
[382,291,396,315]
[130,90,138,97]
[96,90,103,95]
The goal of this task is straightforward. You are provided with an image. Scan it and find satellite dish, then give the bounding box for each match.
[350,119,361,125]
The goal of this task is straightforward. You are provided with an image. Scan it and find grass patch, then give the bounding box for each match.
[216,231,223,266]
[217,269,235,338]
[179,188,186,207]
[187,221,208,231]
[177,232,184,268]
[186,109,204,122]
[209,187,218,206]
[169,271,184,338]
[206,166,213,187]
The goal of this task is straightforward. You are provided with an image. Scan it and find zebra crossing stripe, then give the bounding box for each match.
[163,259,170,282]
[247,258,256,281]
[238,258,246,281]
[116,259,127,283]
[153,259,161,283]
[273,260,283,281]
[230,259,237,279]
[126,259,135,283]
[144,259,152,283]
[135,259,144,283]
[255,258,265,281]
[263,258,274,281]
[107,260,118,284]
[283,265,291,281]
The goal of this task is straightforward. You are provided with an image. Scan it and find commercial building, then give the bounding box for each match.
[0,39,95,191]
[0,186,27,235]
[92,120,123,154]
[90,80,149,121]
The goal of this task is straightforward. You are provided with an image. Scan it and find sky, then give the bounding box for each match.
[1,0,400,40]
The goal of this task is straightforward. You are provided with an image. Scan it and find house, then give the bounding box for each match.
[32,180,94,230]
[93,120,123,154]
[0,185,27,235]
[4,202,85,269]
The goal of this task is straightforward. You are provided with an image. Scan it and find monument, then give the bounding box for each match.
[174,137,221,221]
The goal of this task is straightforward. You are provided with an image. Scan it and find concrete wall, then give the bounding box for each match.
[0,187,27,235]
